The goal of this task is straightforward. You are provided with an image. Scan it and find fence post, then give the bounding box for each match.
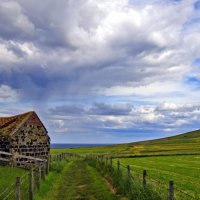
[16,177,21,200]
[169,181,174,200]
[11,152,15,167]
[127,165,131,179]
[143,170,147,188]
[37,165,41,190]
[42,163,46,181]
[127,165,131,191]
[117,161,120,174]
[29,168,34,200]
[46,156,50,175]
[49,155,52,163]
[117,161,121,182]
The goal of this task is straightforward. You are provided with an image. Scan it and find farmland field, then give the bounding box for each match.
[51,130,200,156]
[1,130,200,199]
[113,155,200,199]
[50,130,200,199]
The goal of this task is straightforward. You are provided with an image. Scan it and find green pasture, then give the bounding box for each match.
[50,130,200,199]
[51,130,200,156]
[113,155,200,199]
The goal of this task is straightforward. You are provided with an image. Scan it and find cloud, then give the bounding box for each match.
[47,102,200,136]
[0,1,34,40]
[0,0,198,99]
[0,0,200,143]
[0,85,20,102]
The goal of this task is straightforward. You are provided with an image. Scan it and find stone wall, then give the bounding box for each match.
[0,136,9,152]
[10,112,50,159]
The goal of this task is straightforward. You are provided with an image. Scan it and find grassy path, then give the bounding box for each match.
[37,159,119,200]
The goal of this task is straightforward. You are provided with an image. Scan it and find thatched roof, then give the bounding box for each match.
[0,111,42,137]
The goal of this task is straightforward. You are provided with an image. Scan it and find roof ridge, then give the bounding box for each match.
[0,111,35,119]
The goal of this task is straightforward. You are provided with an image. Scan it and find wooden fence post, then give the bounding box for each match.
[11,152,15,167]
[127,165,131,179]
[42,163,46,181]
[127,165,132,191]
[143,170,147,188]
[37,165,41,190]
[169,181,174,200]
[46,156,50,175]
[29,168,34,200]
[117,161,121,181]
[49,155,52,163]
[117,161,120,174]
[16,177,21,200]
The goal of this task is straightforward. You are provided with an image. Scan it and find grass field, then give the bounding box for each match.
[51,130,200,156]
[113,155,200,199]
[1,130,199,199]
[50,130,200,199]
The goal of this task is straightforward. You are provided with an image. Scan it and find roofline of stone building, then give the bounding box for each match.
[0,111,49,139]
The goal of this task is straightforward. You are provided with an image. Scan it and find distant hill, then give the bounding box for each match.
[123,129,200,156]
[55,129,200,156]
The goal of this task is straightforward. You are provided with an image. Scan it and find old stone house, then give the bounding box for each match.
[0,111,50,159]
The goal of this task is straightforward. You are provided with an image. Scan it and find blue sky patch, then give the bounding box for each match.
[194,0,200,9]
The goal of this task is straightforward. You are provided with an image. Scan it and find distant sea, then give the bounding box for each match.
[51,143,114,149]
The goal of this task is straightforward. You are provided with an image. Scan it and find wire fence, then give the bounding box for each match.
[0,152,70,200]
[1,153,198,200]
[84,155,199,200]
[0,181,15,200]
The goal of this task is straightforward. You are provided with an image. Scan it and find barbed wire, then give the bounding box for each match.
[0,182,15,198]
[104,158,199,200]
[175,186,198,200]
[2,188,15,200]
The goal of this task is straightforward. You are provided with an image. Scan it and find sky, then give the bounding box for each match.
[0,0,200,144]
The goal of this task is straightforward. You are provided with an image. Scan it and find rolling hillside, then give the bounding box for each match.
[51,129,200,156]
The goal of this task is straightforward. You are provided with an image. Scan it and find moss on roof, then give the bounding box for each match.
[0,112,34,137]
